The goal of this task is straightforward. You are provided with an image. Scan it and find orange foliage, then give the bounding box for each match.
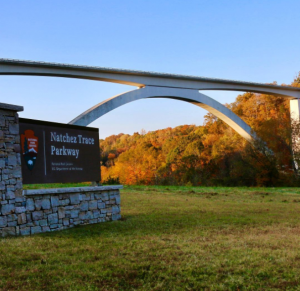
[100,74,300,186]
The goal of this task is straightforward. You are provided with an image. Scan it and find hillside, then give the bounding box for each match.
[100,74,300,187]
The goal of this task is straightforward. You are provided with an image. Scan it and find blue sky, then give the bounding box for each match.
[1,0,300,138]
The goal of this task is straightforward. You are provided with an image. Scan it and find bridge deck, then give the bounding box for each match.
[1,58,300,98]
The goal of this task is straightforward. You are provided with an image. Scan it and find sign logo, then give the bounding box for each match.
[21,130,38,171]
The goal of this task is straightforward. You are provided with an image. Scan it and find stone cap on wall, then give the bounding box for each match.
[23,185,123,196]
[0,102,24,112]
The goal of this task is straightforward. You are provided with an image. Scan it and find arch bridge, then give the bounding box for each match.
[1,58,300,142]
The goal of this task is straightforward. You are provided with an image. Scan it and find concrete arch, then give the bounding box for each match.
[69,86,254,142]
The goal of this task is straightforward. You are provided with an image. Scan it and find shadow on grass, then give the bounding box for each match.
[21,208,280,242]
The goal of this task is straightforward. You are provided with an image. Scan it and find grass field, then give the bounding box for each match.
[1,186,300,290]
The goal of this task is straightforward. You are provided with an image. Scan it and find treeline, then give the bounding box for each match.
[100,74,300,187]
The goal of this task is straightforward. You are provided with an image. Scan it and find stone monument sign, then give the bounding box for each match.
[19,118,101,184]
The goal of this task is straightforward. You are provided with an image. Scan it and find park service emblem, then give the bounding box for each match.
[21,130,38,171]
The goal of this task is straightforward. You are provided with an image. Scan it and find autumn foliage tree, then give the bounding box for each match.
[100,74,300,187]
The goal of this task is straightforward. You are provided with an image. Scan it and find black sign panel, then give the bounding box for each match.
[19,118,100,184]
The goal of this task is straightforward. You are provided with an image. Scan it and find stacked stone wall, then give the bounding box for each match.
[0,187,121,236]
[0,104,23,236]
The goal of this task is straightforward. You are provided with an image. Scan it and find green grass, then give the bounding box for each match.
[2,186,300,290]
[23,182,95,190]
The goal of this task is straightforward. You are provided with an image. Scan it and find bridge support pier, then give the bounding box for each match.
[290,99,300,170]
[290,99,300,121]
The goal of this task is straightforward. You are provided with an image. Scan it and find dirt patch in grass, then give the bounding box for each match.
[251,191,271,195]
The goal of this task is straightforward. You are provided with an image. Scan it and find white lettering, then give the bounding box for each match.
[50,132,79,144]
[51,132,56,142]
[50,145,80,158]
